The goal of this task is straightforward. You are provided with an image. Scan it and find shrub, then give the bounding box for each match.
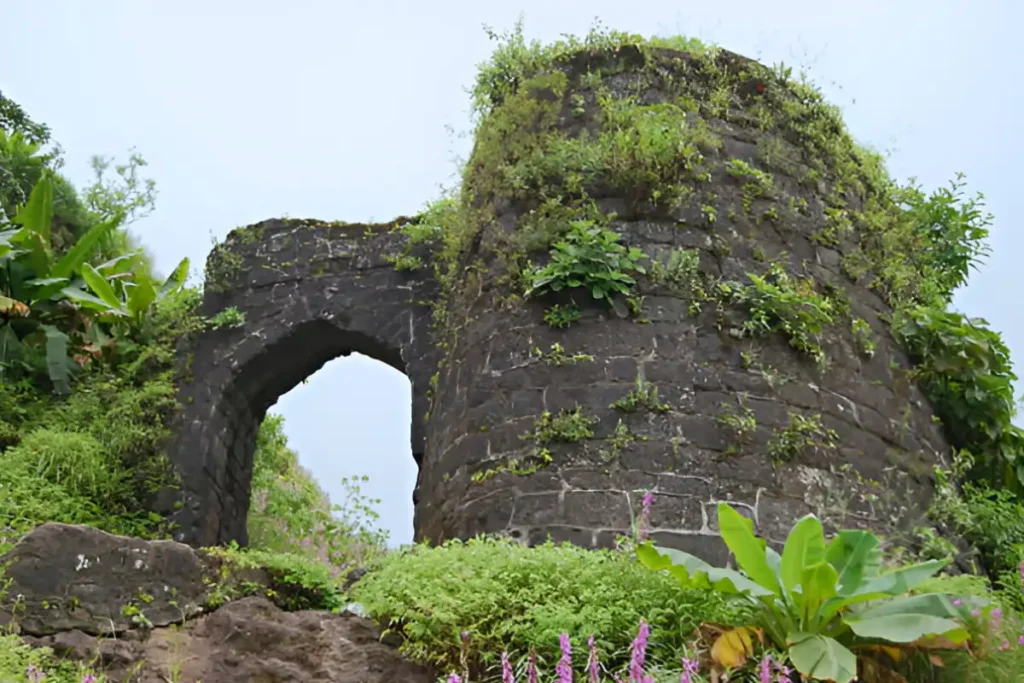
[349,536,741,679]
[3,428,126,504]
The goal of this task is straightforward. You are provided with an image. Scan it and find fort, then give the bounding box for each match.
[163,39,951,562]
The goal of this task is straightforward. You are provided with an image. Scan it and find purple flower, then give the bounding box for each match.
[447,675,462,683]
[759,655,772,683]
[587,634,600,683]
[1017,635,1024,646]
[527,651,538,683]
[25,665,43,683]
[629,619,650,682]
[680,656,700,683]
[557,633,573,683]
[953,599,962,607]
[502,652,515,683]
[1018,560,1024,583]
[81,676,97,683]
[638,491,655,542]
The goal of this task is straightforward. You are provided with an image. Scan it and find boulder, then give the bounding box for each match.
[2,524,432,682]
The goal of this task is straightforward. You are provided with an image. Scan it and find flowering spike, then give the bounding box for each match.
[680,656,700,683]
[527,651,538,683]
[638,491,655,542]
[587,634,600,683]
[501,652,515,683]
[629,619,650,682]
[557,633,573,683]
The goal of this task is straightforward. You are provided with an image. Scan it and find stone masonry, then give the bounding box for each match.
[165,45,951,564]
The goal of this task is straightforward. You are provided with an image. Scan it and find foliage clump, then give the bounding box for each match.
[719,264,837,369]
[349,536,741,679]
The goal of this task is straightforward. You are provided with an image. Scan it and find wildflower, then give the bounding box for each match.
[638,491,655,542]
[1017,635,1024,646]
[1018,559,1024,583]
[587,634,600,683]
[629,619,650,682]
[448,675,462,683]
[953,599,962,607]
[557,634,573,683]
[502,652,515,683]
[775,662,793,683]
[999,639,1011,651]
[527,651,538,683]
[25,665,43,683]
[971,608,982,618]
[759,655,772,683]
[680,656,700,683]
[81,676,97,683]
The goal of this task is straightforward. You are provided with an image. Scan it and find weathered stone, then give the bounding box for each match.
[158,45,953,565]
[23,597,431,683]
[0,523,212,636]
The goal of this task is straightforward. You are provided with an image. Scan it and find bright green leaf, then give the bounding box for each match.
[858,559,948,597]
[780,514,826,593]
[160,257,190,297]
[127,278,157,320]
[846,613,968,644]
[12,176,54,276]
[81,264,124,311]
[717,503,781,595]
[787,632,857,683]
[42,325,72,395]
[62,286,122,313]
[825,530,882,595]
[50,212,124,280]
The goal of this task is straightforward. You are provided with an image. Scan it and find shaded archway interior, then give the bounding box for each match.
[211,318,417,546]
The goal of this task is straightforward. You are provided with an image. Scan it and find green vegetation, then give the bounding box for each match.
[349,536,741,679]
[529,342,594,365]
[719,263,838,370]
[639,503,983,683]
[3,17,1024,683]
[717,397,757,453]
[767,412,839,465]
[610,376,671,413]
[523,219,646,316]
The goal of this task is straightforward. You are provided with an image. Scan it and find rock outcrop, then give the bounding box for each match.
[1,524,431,683]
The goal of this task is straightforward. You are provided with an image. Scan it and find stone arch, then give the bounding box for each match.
[166,218,438,547]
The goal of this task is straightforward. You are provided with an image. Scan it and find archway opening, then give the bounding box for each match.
[195,318,421,557]
[257,351,415,555]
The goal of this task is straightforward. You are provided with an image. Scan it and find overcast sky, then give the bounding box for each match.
[3,1,1018,546]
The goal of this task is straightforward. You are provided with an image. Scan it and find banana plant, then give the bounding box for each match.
[637,503,982,683]
[1,176,126,391]
[0,174,186,393]
[64,255,189,331]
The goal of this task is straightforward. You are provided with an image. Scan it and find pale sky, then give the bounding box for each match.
[3,1,1019,546]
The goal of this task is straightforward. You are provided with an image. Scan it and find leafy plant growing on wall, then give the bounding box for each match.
[523,219,645,312]
[637,502,979,683]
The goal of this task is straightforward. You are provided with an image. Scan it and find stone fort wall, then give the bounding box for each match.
[164,43,950,562]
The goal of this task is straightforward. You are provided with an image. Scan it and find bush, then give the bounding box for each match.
[3,428,126,504]
[349,536,742,679]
